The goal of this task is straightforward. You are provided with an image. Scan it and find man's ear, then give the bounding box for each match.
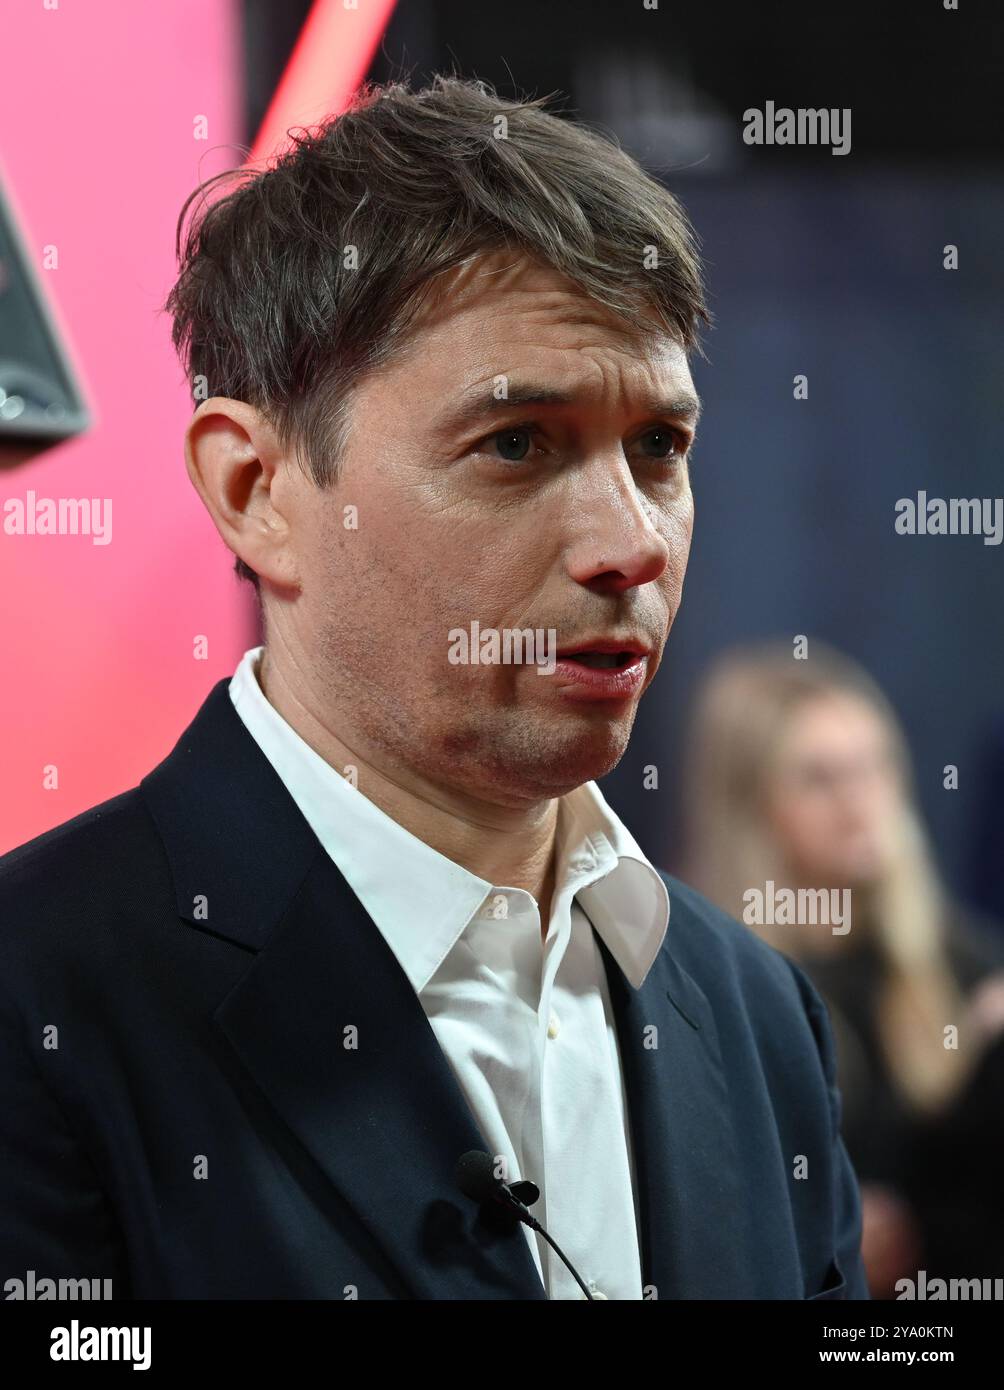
[183,397,300,590]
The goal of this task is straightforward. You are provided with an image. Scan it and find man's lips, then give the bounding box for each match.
[551,639,651,701]
[555,637,649,663]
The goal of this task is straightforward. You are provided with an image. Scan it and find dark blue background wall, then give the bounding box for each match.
[601,170,1004,910]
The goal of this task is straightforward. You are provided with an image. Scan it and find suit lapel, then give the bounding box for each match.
[597,930,751,1299]
[213,848,549,1299]
[142,679,546,1301]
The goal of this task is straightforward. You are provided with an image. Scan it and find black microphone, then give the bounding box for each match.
[454,1150,595,1300]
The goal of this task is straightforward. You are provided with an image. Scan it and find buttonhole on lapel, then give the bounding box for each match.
[665,989,700,1029]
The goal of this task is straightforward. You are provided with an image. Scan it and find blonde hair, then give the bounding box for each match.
[683,639,972,1113]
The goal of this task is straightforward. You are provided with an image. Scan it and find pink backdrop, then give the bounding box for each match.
[0,0,254,853]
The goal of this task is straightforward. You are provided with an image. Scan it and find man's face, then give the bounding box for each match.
[284,250,699,806]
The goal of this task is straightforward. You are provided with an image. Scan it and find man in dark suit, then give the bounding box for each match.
[0,75,868,1300]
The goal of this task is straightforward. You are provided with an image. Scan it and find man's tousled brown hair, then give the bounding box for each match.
[165,74,711,589]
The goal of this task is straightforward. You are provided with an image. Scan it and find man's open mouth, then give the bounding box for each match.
[559,650,640,670]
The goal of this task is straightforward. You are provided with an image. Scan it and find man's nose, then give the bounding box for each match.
[563,464,674,594]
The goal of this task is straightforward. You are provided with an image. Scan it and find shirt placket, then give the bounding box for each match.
[536,847,607,1297]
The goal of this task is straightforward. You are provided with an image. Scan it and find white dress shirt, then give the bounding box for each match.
[228,646,670,1299]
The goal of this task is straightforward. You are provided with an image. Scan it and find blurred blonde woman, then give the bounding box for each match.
[681,640,1004,1295]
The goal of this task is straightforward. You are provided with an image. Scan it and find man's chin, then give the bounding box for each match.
[511,719,633,799]
[434,700,637,802]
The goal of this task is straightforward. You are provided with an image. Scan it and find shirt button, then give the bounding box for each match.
[546,1012,560,1040]
[581,1284,608,1299]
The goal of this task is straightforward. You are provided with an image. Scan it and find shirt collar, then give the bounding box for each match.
[229,646,669,992]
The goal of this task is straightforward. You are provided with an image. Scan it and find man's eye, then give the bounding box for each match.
[489,426,536,463]
[636,427,685,461]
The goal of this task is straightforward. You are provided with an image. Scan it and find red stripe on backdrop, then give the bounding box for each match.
[252,0,399,163]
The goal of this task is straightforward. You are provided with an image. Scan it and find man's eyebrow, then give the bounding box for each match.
[434,382,702,436]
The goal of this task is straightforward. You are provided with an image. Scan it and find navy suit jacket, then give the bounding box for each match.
[0,677,869,1300]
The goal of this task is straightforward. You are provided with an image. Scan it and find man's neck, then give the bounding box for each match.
[258,647,560,932]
